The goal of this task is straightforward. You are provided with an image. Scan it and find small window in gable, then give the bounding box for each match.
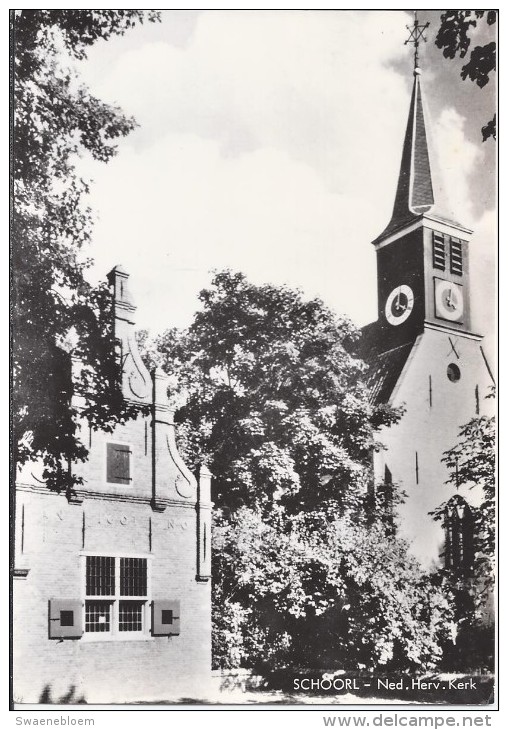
[432,231,446,270]
[450,238,463,276]
[107,443,131,485]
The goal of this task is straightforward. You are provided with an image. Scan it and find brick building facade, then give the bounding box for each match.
[13,266,212,704]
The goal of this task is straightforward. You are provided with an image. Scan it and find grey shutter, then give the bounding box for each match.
[107,443,131,484]
[152,600,180,636]
[49,599,83,639]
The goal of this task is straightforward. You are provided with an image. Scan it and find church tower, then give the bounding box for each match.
[361,15,495,569]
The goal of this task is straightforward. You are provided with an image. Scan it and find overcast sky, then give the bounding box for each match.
[74,9,496,353]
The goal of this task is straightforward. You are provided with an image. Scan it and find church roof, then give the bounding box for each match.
[360,326,415,405]
[374,69,462,244]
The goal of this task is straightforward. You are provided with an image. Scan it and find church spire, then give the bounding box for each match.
[376,12,444,242]
[383,70,434,234]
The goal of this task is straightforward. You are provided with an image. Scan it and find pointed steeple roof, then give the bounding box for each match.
[373,12,471,245]
[374,64,468,245]
[377,69,434,240]
[395,71,434,213]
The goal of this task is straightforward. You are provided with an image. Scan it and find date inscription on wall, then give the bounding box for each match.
[44,511,190,530]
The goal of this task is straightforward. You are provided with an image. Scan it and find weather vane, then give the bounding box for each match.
[405,10,430,71]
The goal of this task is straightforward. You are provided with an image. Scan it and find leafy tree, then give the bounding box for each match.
[12,10,159,491]
[434,409,495,605]
[147,270,454,670]
[435,10,497,141]
[213,507,455,672]
[149,270,402,515]
[430,405,495,672]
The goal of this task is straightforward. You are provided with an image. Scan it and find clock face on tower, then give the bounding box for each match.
[385,285,414,326]
[434,279,464,322]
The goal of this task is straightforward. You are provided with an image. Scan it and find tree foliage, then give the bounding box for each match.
[12,10,159,490]
[148,270,400,515]
[435,10,497,141]
[434,409,495,605]
[430,406,495,671]
[213,508,455,672]
[146,270,455,671]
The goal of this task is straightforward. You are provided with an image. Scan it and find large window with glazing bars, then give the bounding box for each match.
[84,555,149,637]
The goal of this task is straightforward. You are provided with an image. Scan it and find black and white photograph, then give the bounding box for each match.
[10,8,497,711]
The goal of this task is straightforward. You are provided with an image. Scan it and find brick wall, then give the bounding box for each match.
[13,268,212,704]
[14,491,211,703]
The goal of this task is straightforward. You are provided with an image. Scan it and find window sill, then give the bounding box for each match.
[13,567,30,580]
[81,633,154,643]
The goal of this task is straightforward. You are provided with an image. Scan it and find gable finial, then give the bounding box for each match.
[405,10,430,74]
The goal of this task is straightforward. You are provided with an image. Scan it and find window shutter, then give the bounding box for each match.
[152,600,180,636]
[49,599,83,639]
[107,443,131,484]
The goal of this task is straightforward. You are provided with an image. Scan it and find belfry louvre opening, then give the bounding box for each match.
[86,556,115,595]
[450,238,463,276]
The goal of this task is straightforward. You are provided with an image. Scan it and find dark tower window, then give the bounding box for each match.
[450,238,463,276]
[447,363,461,382]
[432,232,446,270]
[444,497,474,572]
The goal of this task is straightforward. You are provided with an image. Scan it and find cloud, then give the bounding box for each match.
[81,132,378,332]
[76,10,494,337]
[81,10,410,195]
[468,208,496,357]
[433,106,483,227]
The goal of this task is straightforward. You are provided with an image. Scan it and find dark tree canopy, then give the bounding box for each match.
[145,271,455,671]
[434,408,495,605]
[148,270,401,516]
[430,405,495,671]
[212,508,455,672]
[435,10,497,141]
[12,10,159,490]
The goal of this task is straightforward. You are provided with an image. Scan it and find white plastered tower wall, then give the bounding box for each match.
[373,325,494,569]
[362,53,495,576]
[13,266,213,704]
